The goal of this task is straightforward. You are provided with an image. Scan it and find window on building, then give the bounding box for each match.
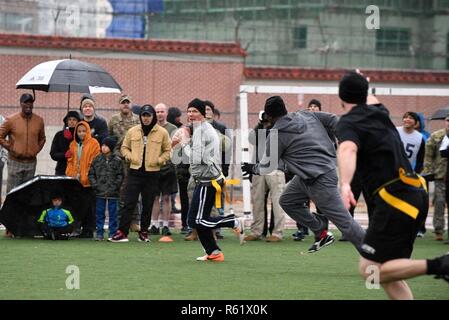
[437,0,449,10]
[293,26,307,49]
[376,27,411,56]
[0,13,34,33]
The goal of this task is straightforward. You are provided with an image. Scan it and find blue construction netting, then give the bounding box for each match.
[106,0,163,38]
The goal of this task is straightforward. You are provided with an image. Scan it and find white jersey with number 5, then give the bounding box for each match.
[396,126,425,171]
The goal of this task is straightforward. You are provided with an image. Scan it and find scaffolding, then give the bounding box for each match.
[0,0,448,70]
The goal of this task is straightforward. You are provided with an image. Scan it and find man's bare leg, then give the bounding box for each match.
[161,194,171,230]
[150,195,161,233]
[359,256,429,300]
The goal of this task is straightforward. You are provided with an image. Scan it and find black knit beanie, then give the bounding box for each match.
[264,96,288,118]
[188,98,206,117]
[102,136,117,151]
[63,110,81,125]
[308,99,322,111]
[204,100,215,113]
[403,111,419,124]
[338,71,369,104]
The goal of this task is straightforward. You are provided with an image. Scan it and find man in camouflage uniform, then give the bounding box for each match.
[422,116,448,241]
[108,95,141,231]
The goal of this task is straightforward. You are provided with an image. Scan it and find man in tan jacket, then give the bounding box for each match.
[110,105,171,243]
[0,93,45,193]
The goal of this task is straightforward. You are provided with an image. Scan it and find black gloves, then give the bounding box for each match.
[241,162,255,177]
[422,173,435,182]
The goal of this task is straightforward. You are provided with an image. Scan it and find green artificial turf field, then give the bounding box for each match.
[0,229,447,300]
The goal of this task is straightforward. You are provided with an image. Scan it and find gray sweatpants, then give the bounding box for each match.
[279,169,365,252]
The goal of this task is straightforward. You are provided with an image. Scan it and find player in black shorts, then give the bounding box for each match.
[336,70,449,299]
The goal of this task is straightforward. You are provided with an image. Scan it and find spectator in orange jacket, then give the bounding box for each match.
[66,121,100,238]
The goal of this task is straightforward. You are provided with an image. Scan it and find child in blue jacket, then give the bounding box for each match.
[38,193,74,240]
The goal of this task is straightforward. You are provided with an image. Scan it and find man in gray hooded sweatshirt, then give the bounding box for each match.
[173,98,245,262]
[242,96,365,253]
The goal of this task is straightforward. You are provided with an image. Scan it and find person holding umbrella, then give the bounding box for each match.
[50,110,81,175]
[79,94,108,145]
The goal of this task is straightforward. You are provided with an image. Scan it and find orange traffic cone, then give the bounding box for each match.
[159,236,174,242]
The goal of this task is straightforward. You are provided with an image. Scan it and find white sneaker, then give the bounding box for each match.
[196,255,208,261]
[233,217,246,245]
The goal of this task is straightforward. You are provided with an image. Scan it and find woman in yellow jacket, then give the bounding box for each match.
[66,121,100,238]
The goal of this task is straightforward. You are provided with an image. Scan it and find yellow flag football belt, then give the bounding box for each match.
[375,168,427,220]
[211,177,240,209]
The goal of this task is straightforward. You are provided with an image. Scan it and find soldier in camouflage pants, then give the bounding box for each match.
[423,126,448,240]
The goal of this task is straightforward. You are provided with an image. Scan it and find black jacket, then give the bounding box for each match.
[210,120,231,176]
[50,129,72,175]
[83,115,108,145]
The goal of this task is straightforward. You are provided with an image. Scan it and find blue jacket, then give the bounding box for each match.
[416,112,430,142]
[38,207,74,228]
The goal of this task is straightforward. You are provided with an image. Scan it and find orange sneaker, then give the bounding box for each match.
[196,252,225,262]
[207,252,224,262]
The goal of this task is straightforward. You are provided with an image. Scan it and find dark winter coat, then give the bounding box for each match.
[88,153,124,198]
[50,129,73,175]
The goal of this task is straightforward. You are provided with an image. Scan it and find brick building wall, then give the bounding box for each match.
[0,34,245,176]
[244,92,449,131]
[0,34,449,177]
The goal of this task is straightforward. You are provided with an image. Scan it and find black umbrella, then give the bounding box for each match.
[16,58,122,110]
[0,175,87,237]
[431,107,449,120]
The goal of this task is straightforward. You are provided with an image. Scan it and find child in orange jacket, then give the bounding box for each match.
[65,121,100,238]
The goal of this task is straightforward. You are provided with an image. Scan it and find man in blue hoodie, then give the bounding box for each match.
[242,96,365,254]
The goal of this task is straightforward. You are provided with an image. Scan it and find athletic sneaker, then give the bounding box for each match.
[138,231,150,242]
[58,233,71,240]
[292,230,305,241]
[196,252,225,262]
[308,231,335,253]
[161,226,172,236]
[149,225,160,235]
[233,217,245,245]
[180,226,191,235]
[416,231,425,238]
[109,230,129,243]
[433,253,449,283]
